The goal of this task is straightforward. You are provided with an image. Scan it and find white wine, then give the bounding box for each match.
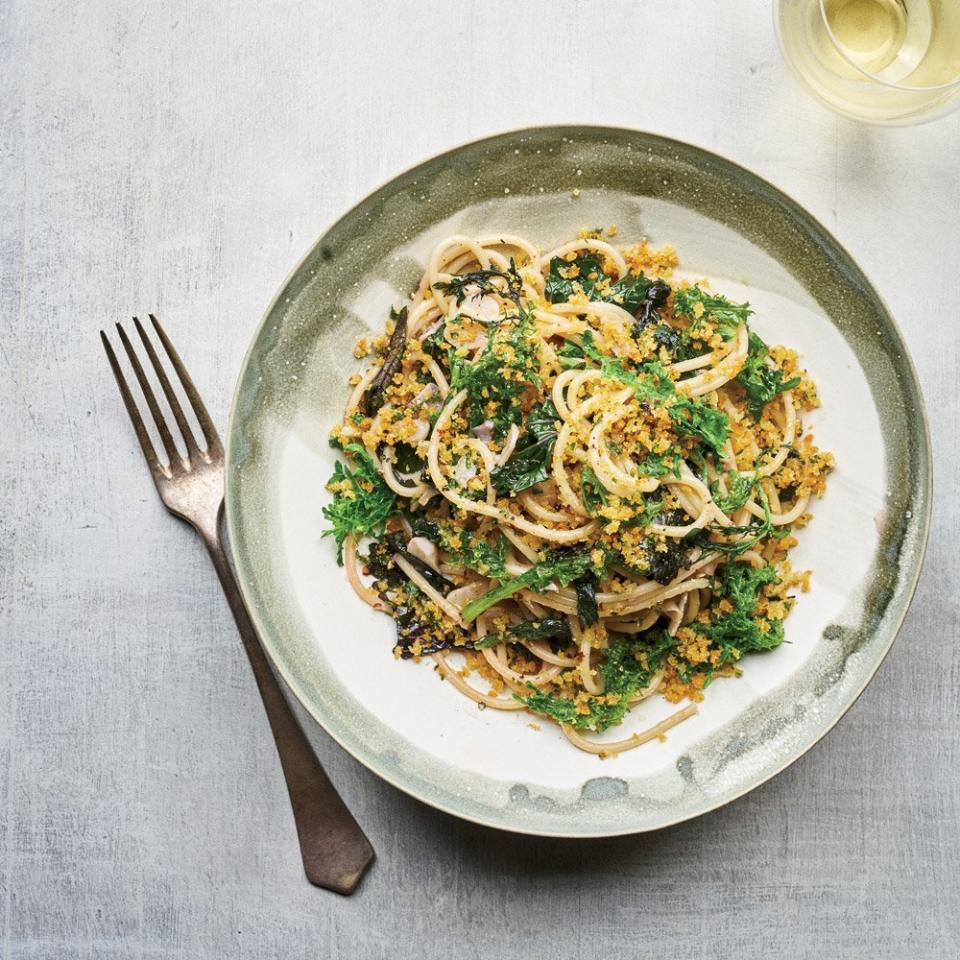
[825,0,908,74]
[776,0,960,123]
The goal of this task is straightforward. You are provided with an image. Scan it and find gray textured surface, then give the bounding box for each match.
[1,2,958,958]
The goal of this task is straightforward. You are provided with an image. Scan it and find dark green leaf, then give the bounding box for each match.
[574,575,599,627]
[475,617,573,648]
[580,464,607,514]
[432,262,523,306]
[696,561,785,664]
[667,398,730,459]
[631,278,671,336]
[557,340,586,369]
[462,548,602,622]
[711,472,756,513]
[581,330,730,459]
[673,285,752,339]
[490,399,559,494]
[736,333,801,419]
[447,309,541,438]
[391,442,425,475]
[322,443,396,564]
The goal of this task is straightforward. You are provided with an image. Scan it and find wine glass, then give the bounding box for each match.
[775,0,960,124]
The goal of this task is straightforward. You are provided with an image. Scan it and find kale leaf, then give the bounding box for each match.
[574,574,599,627]
[364,532,469,659]
[736,332,801,420]
[366,531,454,594]
[581,331,730,458]
[601,629,675,697]
[696,562,785,664]
[557,340,586,369]
[475,617,573,648]
[580,464,607,514]
[673,285,752,339]
[322,443,396,563]
[711,472,756,513]
[420,323,447,362]
[644,515,693,584]
[667,397,730,459]
[490,398,559,494]
[544,253,653,315]
[391,442,425,476]
[636,452,682,478]
[632,278,671,336]
[432,262,523,307]
[448,309,541,437]
[411,520,509,579]
[461,548,602,622]
[693,484,788,556]
[522,629,676,732]
[544,253,608,303]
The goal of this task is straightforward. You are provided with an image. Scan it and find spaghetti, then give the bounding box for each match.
[323,231,834,756]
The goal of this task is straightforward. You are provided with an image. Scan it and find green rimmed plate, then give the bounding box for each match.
[225,127,930,836]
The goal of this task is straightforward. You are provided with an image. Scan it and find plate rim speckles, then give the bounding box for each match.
[224,126,931,837]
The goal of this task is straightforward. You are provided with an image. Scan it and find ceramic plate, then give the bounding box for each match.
[225,127,930,836]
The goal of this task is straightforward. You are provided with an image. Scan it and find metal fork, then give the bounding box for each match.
[101,315,374,895]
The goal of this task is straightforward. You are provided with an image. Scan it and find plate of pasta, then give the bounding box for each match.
[226,128,929,835]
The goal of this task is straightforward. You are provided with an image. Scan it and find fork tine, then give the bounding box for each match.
[132,317,200,454]
[100,330,164,475]
[149,314,223,455]
[116,322,184,469]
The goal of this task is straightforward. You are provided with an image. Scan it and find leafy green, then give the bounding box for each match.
[447,530,508,579]
[366,531,453,595]
[490,399,559,494]
[407,517,508,579]
[652,323,682,355]
[673,285,752,339]
[391,442,425,476]
[581,331,730,458]
[632,278,671,336]
[636,452,682,479]
[580,464,607,514]
[420,324,446,362]
[610,274,657,316]
[510,618,573,644]
[521,689,595,728]
[522,630,675,732]
[736,332,801,419]
[628,496,666,530]
[322,443,396,564]
[461,548,602,623]
[643,516,693,584]
[580,331,674,404]
[475,617,572,648]
[694,484,788,557]
[371,577,470,659]
[448,309,541,437]
[432,262,522,307]
[668,398,730,459]
[557,340,586,369]
[574,574,599,626]
[601,630,675,696]
[545,252,602,302]
[697,562,785,664]
[711,472,756,513]
[543,253,653,315]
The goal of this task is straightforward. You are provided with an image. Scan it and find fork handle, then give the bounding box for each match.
[196,515,375,895]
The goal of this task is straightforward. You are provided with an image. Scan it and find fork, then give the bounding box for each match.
[101,315,375,895]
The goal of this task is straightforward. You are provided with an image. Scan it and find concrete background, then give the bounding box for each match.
[2,2,958,958]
